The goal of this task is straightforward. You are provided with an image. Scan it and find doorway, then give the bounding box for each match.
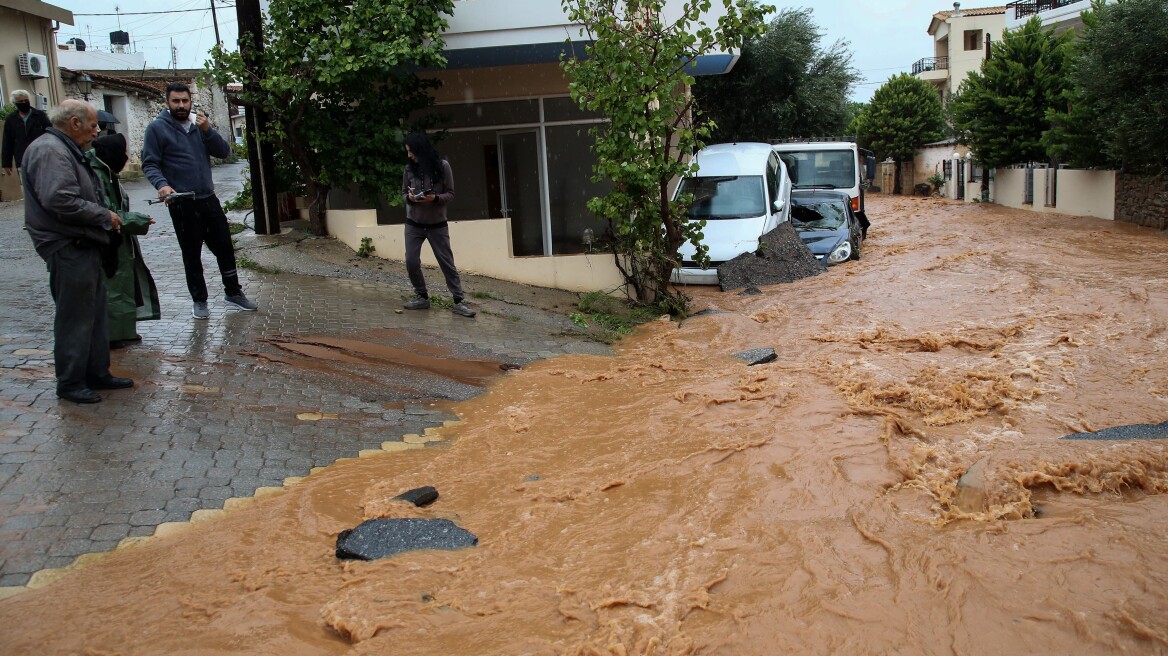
[497,129,546,257]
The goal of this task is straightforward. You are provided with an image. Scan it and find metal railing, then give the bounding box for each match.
[1007,0,1081,20]
[912,57,949,75]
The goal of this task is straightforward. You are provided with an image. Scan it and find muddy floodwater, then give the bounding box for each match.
[1,196,1166,654]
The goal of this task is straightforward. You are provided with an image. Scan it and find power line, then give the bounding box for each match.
[74,6,234,17]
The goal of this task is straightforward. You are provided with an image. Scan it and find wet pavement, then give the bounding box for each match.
[0,163,609,589]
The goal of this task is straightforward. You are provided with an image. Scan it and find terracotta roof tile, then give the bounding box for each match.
[933,5,1008,20]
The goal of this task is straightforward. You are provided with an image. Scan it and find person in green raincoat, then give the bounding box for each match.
[88,133,160,349]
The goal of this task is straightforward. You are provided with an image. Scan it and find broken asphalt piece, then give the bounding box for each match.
[717,222,825,292]
[1060,420,1168,441]
[739,286,763,296]
[500,363,522,371]
[335,518,478,561]
[393,486,439,507]
[731,348,777,366]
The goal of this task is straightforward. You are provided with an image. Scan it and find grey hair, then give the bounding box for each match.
[10,89,31,102]
[48,100,92,128]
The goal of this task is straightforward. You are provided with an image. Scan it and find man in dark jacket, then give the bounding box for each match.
[2,89,51,177]
[23,100,134,404]
[141,82,257,320]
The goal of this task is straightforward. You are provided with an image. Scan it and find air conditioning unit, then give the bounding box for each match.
[18,53,50,79]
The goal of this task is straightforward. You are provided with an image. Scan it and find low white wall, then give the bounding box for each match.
[991,168,1115,220]
[1055,169,1115,220]
[994,169,1027,209]
[328,210,627,293]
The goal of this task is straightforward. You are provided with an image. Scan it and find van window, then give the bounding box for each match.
[678,175,766,220]
[780,150,857,190]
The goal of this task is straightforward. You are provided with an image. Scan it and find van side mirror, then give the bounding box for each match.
[772,199,785,213]
[865,156,877,181]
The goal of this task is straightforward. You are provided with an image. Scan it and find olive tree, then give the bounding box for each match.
[851,74,944,194]
[208,0,454,235]
[561,0,770,312]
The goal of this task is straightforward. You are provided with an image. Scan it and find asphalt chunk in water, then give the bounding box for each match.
[1060,421,1168,441]
[335,518,478,561]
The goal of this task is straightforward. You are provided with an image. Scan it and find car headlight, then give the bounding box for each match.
[827,240,851,263]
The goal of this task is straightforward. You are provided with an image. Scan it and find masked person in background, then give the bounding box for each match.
[88,133,160,349]
[2,89,51,179]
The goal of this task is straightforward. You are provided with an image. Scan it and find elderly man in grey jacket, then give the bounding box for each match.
[23,100,134,404]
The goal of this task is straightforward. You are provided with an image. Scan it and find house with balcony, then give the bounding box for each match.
[1004,0,1115,33]
[327,1,740,292]
[912,4,1006,103]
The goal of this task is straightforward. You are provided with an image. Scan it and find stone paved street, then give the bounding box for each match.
[0,163,610,589]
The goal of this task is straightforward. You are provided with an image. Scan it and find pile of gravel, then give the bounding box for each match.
[717,221,825,292]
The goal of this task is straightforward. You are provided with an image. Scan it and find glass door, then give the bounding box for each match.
[497,130,546,257]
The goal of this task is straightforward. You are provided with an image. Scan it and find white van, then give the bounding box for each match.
[671,143,792,285]
[771,139,876,235]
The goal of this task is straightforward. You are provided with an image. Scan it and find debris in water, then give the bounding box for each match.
[731,348,777,366]
[335,518,477,561]
[717,222,824,292]
[393,486,439,507]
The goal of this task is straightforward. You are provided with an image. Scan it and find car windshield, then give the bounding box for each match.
[777,150,856,190]
[791,200,848,230]
[678,175,766,220]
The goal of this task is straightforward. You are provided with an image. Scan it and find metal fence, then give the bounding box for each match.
[911,57,949,75]
[1007,0,1081,20]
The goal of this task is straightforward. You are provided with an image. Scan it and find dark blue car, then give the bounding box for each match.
[789,190,863,265]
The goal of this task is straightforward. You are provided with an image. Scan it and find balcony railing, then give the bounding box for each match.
[1007,0,1081,20]
[912,57,949,75]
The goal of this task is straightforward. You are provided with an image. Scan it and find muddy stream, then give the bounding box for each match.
[1,196,1166,654]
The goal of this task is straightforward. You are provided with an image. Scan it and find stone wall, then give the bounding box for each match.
[1115,173,1168,230]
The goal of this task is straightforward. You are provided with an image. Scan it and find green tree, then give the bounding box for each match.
[692,8,860,142]
[1047,0,1168,174]
[948,17,1073,168]
[208,0,454,235]
[561,0,770,311]
[851,73,944,194]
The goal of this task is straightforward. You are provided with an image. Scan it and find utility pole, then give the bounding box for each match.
[210,0,222,46]
[236,0,280,235]
[981,32,992,201]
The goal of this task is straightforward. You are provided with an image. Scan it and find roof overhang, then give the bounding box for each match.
[442,42,737,75]
[0,0,73,25]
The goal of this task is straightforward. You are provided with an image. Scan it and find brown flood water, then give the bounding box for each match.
[2,196,1167,654]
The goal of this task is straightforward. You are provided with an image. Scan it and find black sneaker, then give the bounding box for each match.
[225,293,258,311]
[452,302,476,318]
[404,296,431,310]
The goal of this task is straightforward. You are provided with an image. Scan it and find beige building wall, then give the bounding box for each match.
[329,209,626,293]
[0,1,72,199]
[945,13,1003,95]
[0,1,70,108]
[991,168,1115,220]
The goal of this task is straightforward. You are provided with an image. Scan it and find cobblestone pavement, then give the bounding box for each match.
[0,163,610,588]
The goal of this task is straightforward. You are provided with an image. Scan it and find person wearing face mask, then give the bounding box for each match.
[2,89,52,179]
[87,132,160,349]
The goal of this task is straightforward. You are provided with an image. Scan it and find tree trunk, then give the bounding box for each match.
[304,178,329,236]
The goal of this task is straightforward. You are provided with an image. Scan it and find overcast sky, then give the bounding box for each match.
[52,0,936,102]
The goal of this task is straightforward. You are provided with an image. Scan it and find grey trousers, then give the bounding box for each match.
[47,241,111,393]
[404,222,464,302]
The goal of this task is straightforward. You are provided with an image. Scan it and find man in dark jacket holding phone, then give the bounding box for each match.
[142,82,257,320]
